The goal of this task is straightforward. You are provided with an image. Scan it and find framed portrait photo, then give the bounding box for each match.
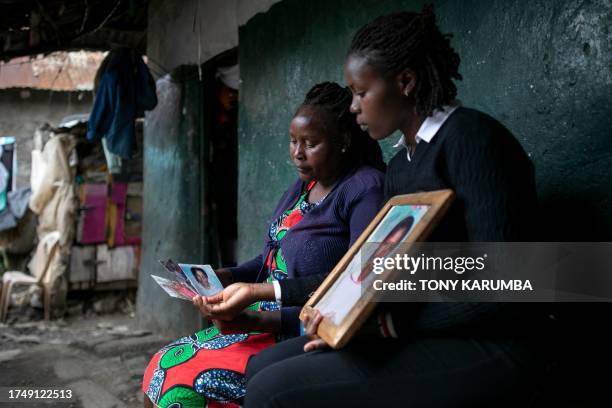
[300,189,455,349]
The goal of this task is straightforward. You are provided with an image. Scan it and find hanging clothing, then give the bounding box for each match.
[7,187,31,220]
[0,137,16,212]
[87,48,157,158]
[101,137,123,174]
[0,187,32,232]
[143,181,323,408]
[29,133,78,249]
[0,137,16,194]
[0,161,8,213]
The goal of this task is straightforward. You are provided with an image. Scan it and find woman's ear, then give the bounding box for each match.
[397,69,417,97]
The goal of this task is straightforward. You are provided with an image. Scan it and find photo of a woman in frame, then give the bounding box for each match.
[351,210,417,284]
[314,204,427,324]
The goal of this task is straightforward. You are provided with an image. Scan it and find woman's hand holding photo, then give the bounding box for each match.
[192,282,275,320]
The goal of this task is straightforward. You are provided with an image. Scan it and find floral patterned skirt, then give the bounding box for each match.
[142,325,275,407]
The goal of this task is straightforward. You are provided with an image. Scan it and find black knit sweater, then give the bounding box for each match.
[385,107,536,242]
[281,107,541,335]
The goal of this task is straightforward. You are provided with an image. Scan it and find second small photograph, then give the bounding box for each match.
[180,263,224,297]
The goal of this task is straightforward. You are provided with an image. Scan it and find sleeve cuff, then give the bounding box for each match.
[280,307,301,338]
[377,311,398,338]
[228,267,251,283]
[272,280,282,306]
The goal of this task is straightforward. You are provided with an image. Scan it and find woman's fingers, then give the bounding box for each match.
[302,310,330,352]
[192,295,204,307]
[196,300,238,320]
[192,284,253,320]
[304,338,329,352]
[194,299,211,317]
[193,296,225,319]
[205,292,224,304]
[304,310,323,338]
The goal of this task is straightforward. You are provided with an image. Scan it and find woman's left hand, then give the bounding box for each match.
[303,310,331,352]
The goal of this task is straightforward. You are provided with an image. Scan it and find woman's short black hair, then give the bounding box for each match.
[297,81,386,172]
[348,5,462,116]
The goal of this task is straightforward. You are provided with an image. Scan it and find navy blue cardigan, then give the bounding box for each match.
[229,165,385,336]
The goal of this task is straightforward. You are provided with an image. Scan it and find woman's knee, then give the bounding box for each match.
[245,347,281,381]
[246,336,308,381]
[244,365,295,408]
[244,371,273,408]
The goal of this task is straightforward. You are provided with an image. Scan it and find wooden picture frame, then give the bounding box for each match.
[300,189,455,349]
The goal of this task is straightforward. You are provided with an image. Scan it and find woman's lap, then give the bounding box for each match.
[245,335,553,408]
[143,326,275,407]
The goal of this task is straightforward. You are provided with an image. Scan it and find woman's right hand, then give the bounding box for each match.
[192,282,275,320]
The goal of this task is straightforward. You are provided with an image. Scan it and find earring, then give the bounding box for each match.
[341,147,347,153]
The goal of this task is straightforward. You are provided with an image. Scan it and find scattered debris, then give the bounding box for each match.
[0,348,23,363]
[0,333,41,344]
[97,321,113,329]
[0,312,172,408]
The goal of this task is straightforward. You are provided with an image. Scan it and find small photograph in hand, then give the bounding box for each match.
[180,264,223,297]
[151,275,198,301]
[158,258,197,292]
[153,259,223,300]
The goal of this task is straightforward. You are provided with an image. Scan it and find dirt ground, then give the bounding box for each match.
[0,312,173,408]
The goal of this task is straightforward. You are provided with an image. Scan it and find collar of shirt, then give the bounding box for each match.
[393,104,460,161]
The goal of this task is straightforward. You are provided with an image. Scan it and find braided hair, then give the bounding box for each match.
[297,82,386,172]
[348,5,462,117]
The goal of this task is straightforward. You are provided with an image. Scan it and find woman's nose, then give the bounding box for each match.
[350,97,360,114]
[292,142,304,159]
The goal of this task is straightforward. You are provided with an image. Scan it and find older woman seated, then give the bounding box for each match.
[142,82,386,408]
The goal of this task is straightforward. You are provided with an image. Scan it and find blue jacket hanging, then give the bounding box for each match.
[87,48,157,158]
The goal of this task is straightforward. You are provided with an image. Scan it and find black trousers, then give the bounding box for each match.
[245,335,556,408]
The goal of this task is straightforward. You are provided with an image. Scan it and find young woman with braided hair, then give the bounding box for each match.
[141,82,385,408]
[243,7,555,407]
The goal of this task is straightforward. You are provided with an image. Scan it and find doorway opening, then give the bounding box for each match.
[201,49,239,267]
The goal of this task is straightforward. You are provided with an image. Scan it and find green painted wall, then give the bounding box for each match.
[137,66,209,337]
[237,0,612,262]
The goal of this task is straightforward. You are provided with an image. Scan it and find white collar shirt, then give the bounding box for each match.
[393,104,460,161]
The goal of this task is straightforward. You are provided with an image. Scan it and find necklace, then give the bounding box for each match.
[301,191,328,212]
